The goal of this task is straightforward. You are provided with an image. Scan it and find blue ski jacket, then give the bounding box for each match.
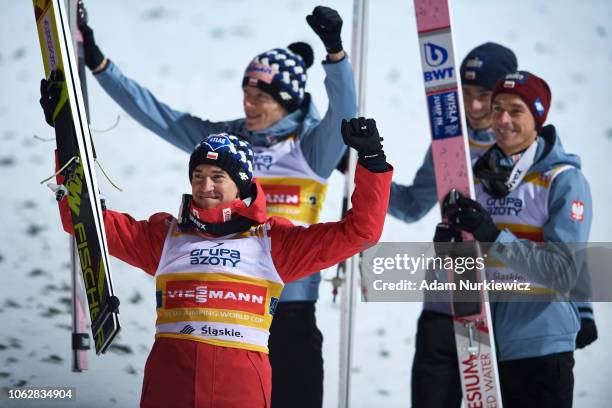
[485,125,592,361]
[389,126,595,361]
[94,58,356,302]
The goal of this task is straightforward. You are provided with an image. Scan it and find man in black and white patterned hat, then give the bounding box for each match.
[242,43,312,129]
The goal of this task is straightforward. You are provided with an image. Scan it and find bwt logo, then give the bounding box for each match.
[423,42,454,83]
[424,42,448,67]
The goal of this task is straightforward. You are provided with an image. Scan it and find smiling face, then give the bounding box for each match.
[191,164,239,209]
[242,86,288,131]
[462,84,494,130]
[491,93,538,155]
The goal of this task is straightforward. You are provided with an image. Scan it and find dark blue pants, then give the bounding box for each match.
[412,310,463,408]
[411,310,575,408]
[269,301,323,408]
[499,352,574,408]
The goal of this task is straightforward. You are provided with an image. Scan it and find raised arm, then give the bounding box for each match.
[40,64,171,276]
[78,9,228,154]
[95,61,229,153]
[270,163,391,282]
[270,118,391,282]
[300,6,357,179]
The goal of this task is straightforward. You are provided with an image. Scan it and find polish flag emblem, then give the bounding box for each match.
[207,152,219,160]
[570,200,584,222]
[222,208,232,222]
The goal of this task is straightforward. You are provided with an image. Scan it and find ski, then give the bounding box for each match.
[412,0,503,406]
[66,0,91,372]
[33,0,120,354]
[338,0,369,407]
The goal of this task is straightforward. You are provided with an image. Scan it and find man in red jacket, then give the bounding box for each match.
[41,71,391,407]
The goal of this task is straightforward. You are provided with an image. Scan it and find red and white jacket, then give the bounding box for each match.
[59,164,392,353]
[58,162,390,407]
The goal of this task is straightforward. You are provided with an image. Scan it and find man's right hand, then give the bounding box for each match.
[442,190,500,243]
[433,222,462,258]
[39,70,64,127]
[576,317,598,349]
[77,0,107,72]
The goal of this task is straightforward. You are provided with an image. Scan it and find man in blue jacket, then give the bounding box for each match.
[442,71,592,408]
[390,43,517,407]
[77,4,356,407]
[389,44,597,407]
[389,43,517,225]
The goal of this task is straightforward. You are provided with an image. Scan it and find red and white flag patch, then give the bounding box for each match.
[570,200,585,222]
[206,152,219,160]
[222,208,232,222]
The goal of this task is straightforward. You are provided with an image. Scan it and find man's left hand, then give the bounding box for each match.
[306,6,343,54]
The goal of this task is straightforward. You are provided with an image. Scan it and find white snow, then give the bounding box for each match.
[1,0,611,407]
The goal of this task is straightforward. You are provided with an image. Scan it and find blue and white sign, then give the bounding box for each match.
[419,30,457,89]
[427,90,463,140]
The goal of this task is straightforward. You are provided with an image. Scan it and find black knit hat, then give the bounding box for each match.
[189,133,254,199]
[242,42,314,113]
[460,42,518,91]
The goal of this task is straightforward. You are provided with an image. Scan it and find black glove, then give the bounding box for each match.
[443,190,500,242]
[576,317,598,349]
[433,222,462,257]
[77,0,105,71]
[39,69,64,127]
[306,6,343,54]
[340,117,386,172]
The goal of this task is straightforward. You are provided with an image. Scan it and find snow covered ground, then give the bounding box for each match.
[1,0,611,406]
